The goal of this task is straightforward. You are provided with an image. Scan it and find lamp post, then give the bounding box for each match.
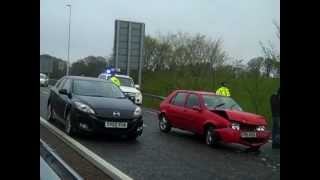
[66,4,71,76]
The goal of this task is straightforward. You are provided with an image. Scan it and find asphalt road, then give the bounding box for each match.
[40,87,280,180]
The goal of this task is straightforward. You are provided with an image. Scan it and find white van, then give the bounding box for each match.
[98,73,142,105]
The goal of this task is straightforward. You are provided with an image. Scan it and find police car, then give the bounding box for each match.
[98,73,143,105]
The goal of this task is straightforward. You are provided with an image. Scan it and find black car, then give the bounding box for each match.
[47,76,143,140]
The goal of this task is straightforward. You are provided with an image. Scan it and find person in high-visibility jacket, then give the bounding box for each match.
[109,73,121,87]
[216,82,231,96]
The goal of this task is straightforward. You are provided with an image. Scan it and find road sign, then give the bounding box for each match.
[113,20,145,87]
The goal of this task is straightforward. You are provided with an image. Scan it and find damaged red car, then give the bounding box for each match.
[158,90,271,150]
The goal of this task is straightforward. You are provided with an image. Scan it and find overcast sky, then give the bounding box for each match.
[40,0,279,63]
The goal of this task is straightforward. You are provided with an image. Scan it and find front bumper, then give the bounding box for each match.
[215,128,271,147]
[71,108,143,137]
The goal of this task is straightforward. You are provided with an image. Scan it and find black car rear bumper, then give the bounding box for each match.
[70,108,143,137]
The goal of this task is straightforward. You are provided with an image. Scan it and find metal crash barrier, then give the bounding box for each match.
[40,139,83,180]
[142,93,165,100]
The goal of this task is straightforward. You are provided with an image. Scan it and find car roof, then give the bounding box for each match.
[65,76,111,82]
[174,90,216,96]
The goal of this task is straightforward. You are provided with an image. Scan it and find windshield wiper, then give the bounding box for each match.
[85,95,105,97]
[230,104,237,109]
[215,103,225,108]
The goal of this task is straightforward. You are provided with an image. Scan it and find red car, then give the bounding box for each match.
[158,90,271,150]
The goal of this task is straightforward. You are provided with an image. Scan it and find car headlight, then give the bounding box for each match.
[231,122,240,130]
[74,101,95,114]
[256,125,266,131]
[133,106,142,116]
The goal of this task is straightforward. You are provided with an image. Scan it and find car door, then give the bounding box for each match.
[183,93,203,133]
[166,92,188,129]
[55,78,72,121]
[50,78,66,119]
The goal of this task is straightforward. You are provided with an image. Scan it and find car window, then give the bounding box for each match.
[186,94,200,108]
[203,95,243,111]
[99,74,107,79]
[171,93,187,107]
[72,80,125,98]
[117,77,134,87]
[62,79,72,91]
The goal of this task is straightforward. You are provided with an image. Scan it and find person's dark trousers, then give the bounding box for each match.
[272,116,280,149]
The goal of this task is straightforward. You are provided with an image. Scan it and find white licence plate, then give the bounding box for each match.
[105,121,127,128]
[241,132,257,138]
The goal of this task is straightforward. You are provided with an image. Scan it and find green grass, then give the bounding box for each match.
[141,70,279,128]
[142,96,162,110]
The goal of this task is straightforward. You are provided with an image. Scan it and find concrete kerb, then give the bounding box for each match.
[40,116,133,180]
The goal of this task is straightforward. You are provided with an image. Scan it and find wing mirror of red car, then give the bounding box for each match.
[192,106,202,112]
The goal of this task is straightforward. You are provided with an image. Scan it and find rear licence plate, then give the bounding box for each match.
[105,121,127,128]
[241,132,257,138]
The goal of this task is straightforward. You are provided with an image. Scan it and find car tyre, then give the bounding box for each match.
[47,103,55,122]
[159,114,171,133]
[205,126,219,147]
[65,113,77,136]
[127,134,139,141]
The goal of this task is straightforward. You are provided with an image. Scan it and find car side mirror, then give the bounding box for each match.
[134,84,140,89]
[192,106,202,112]
[59,89,72,98]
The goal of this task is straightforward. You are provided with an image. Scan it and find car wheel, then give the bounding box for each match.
[205,126,219,147]
[47,103,54,122]
[159,115,171,133]
[65,113,77,136]
[127,134,139,141]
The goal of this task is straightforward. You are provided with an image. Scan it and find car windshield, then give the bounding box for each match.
[203,95,243,111]
[40,74,46,79]
[72,80,126,98]
[117,77,134,87]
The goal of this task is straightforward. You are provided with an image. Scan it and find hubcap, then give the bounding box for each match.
[160,117,167,130]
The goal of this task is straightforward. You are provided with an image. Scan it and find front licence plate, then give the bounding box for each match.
[105,121,127,128]
[241,132,257,138]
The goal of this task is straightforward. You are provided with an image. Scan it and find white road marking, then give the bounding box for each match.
[40,116,133,180]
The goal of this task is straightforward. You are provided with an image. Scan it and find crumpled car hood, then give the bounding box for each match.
[210,109,267,125]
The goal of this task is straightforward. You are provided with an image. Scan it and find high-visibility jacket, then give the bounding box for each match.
[216,86,231,96]
[110,76,121,87]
